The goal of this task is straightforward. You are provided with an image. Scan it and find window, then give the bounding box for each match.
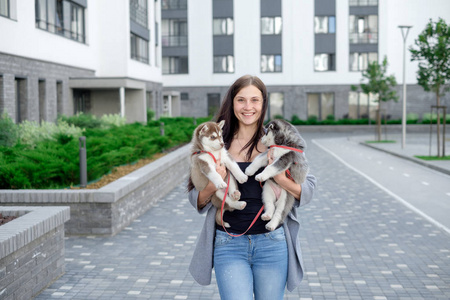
[131,33,149,64]
[162,56,188,74]
[348,91,378,119]
[0,0,9,18]
[161,0,187,10]
[161,19,188,46]
[213,18,233,35]
[307,93,334,120]
[314,16,335,34]
[314,53,335,71]
[261,17,282,35]
[207,94,221,117]
[35,0,85,43]
[349,15,378,44]
[130,0,148,28]
[349,0,378,6]
[261,55,282,73]
[349,52,378,71]
[266,93,284,120]
[180,93,189,100]
[214,55,234,73]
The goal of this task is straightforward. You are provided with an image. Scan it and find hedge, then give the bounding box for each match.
[0,116,210,189]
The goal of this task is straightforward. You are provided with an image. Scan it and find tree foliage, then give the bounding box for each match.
[410,17,450,103]
[357,56,398,141]
[410,18,450,157]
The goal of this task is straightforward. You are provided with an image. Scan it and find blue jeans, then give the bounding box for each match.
[213,227,288,300]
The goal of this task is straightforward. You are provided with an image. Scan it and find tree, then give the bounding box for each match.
[410,18,450,157]
[356,56,398,141]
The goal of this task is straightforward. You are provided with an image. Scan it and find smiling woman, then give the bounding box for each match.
[187,75,317,300]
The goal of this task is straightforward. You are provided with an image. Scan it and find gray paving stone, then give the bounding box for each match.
[34,132,450,299]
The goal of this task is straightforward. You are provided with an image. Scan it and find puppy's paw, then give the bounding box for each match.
[255,174,267,182]
[235,173,248,184]
[215,181,227,189]
[245,167,256,176]
[223,221,231,228]
[265,221,277,232]
[232,190,241,200]
[261,213,272,221]
[237,201,246,210]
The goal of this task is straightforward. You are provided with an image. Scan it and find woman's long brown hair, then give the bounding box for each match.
[187,75,268,192]
[215,75,268,162]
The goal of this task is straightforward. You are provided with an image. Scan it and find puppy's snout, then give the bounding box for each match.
[220,142,224,147]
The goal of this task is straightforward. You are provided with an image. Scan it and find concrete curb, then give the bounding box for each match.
[360,142,450,176]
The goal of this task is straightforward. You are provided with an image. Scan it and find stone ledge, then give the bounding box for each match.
[0,206,70,299]
[0,144,191,236]
[0,206,70,260]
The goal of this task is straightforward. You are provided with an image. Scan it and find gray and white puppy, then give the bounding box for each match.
[190,120,248,227]
[245,119,309,231]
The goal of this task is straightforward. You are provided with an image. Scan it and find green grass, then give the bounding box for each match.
[414,155,450,161]
[365,140,396,144]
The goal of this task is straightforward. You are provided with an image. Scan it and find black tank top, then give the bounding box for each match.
[216,162,269,235]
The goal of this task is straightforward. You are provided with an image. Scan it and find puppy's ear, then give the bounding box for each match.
[200,124,209,135]
[268,123,274,131]
[218,120,225,129]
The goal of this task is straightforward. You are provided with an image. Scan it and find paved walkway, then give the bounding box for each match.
[35,132,450,299]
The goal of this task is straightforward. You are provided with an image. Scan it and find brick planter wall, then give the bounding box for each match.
[0,144,191,236]
[0,206,70,300]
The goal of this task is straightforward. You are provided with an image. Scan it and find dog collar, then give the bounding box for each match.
[269,145,304,153]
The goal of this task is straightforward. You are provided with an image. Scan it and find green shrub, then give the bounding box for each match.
[18,120,84,148]
[100,114,126,128]
[59,112,103,129]
[407,113,419,124]
[147,109,155,121]
[0,113,18,147]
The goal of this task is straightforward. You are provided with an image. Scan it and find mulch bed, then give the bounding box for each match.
[0,213,17,226]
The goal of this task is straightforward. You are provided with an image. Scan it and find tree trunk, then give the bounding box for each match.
[376,102,381,141]
[436,90,441,157]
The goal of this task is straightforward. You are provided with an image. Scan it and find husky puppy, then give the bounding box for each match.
[190,120,248,227]
[245,119,309,231]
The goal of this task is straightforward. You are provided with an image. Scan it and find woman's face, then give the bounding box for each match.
[233,85,264,128]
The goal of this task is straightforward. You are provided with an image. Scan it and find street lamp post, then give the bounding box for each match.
[399,25,412,149]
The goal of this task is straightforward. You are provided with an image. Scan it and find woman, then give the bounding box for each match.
[188,75,316,300]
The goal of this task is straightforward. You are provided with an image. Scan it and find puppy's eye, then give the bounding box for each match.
[210,136,216,140]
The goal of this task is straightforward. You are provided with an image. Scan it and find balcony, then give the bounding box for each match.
[349,32,378,44]
[162,35,188,47]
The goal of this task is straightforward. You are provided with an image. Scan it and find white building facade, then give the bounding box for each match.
[0,0,163,123]
[161,0,450,121]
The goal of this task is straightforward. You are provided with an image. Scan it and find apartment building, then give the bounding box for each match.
[161,0,450,121]
[0,0,163,124]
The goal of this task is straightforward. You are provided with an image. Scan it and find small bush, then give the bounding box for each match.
[100,114,126,128]
[147,109,155,121]
[59,112,103,129]
[0,113,18,147]
[407,113,419,124]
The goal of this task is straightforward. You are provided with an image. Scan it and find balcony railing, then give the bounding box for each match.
[162,0,187,10]
[349,0,378,6]
[349,32,378,44]
[162,35,188,47]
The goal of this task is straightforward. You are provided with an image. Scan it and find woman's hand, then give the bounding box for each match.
[216,160,227,180]
[268,148,302,200]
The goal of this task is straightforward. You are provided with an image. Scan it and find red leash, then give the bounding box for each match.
[192,150,217,163]
[193,150,265,237]
[221,173,264,237]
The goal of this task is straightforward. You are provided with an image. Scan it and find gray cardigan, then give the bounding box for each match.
[188,174,317,292]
